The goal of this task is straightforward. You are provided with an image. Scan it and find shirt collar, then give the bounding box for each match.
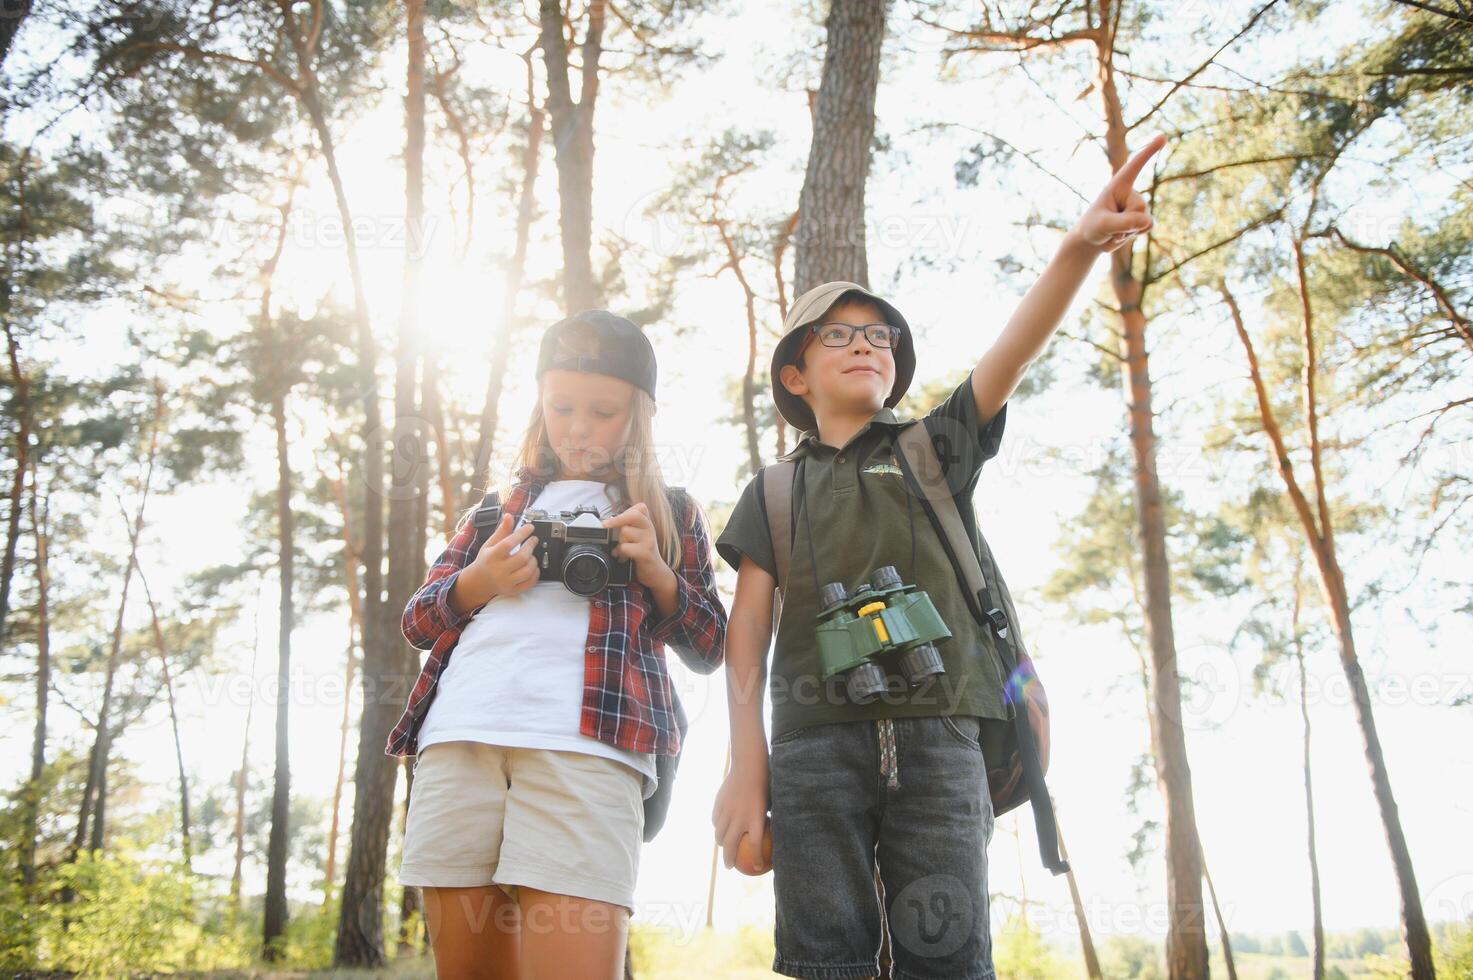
[779,406,905,460]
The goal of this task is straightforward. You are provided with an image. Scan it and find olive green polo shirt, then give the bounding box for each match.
[716,372,1012,739]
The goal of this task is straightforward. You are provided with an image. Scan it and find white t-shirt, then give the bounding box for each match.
[416,479,658,799]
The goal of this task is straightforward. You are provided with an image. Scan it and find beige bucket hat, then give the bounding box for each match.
[770,280,916,432]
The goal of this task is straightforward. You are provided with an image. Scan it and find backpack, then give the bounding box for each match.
[467,484,686,843]
[760,420,1068,874]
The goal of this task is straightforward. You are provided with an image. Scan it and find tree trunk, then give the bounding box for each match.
[466,60,544,506]
[20,457,49,894]
[793,0,887,294]
[231,584,262,911]
[324,637,355,902]
[1057,819,1103,979]
[279,12,394,962]
[391,0,428,958]
[89,759,108,852]
[773,208,798,457]
[1200,844,1236,980]
[422,369,455,536]
[397,759,419,953]
[1225,256,1431,972]
[1,320,31,648]
[1292,565,1326,980]
[263,390,295,958]
[71,387,161,865]
[0,0,31,68]
[539,0,604,313]
[321,449,363,904]
[1224,260,1435,978]
[140,568,193,870]
[1094,28,1209,979]
[715,221,762,474]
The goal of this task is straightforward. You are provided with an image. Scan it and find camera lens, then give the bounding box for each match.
[563,545,611,597]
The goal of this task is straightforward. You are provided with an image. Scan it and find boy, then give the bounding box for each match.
[711,134,1165,980]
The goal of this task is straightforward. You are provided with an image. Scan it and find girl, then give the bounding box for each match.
[387,310,727,979]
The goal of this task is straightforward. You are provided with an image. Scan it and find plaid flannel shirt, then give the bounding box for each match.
[385,468,727,759]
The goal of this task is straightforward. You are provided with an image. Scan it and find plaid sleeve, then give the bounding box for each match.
[401,507,480,651]
[647,489,727,674]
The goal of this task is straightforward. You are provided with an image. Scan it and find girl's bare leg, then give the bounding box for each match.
[420,885,521,980]
[515,886,629,980]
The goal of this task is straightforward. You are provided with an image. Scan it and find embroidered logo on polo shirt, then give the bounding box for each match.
[862,455,904,478]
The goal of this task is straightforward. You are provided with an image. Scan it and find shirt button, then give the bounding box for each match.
[594,600,604,608]
[587,645,597,652]
[837,454,845,463]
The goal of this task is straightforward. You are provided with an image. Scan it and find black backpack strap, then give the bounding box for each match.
[894,421,1068,876]
[761,461,797,618]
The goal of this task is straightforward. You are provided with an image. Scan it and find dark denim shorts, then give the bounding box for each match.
[768,714,997,980]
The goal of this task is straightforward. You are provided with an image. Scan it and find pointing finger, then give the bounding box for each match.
[1109,134,1166,200]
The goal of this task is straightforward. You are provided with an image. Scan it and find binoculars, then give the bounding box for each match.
[815,565,952,704]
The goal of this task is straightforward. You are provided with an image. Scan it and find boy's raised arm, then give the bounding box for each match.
[970,133,1167,427]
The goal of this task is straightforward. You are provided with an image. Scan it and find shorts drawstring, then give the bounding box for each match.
[877,718,899,790]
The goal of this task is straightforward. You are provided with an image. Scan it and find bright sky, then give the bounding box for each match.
[5,0,1470,958]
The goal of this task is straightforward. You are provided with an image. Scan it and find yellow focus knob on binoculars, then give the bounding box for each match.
[857,601,889,643]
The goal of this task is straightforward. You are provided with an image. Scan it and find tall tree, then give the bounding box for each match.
[1223,271,1436,978]
[794,0,889,293]
[1151,11,1469,972]
[535,0,721,313]
[0,0,31,67]
[539,0,604,312]
[390,0,429,951]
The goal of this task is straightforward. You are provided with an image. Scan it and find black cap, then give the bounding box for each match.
[536,310,657,400]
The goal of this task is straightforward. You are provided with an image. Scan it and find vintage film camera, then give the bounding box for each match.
[815,565,952,704]
[471,492,632,597]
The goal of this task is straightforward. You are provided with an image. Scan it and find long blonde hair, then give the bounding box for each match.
[508,328,683,570]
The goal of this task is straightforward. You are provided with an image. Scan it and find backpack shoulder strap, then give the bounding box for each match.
[893,420,1069,876]
[896,422,990,616]
[760,460,796,592]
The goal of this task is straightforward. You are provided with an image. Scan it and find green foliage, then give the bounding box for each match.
[1099,934,1165,979]
[991,915,1072,980]
[1436,919,1473,978]
[37,846,220,975]
[629,923,776,978]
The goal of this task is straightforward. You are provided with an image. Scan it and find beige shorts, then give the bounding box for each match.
[399,740,645,912]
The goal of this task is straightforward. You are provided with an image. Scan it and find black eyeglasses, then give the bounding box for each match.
[810,321,901,349]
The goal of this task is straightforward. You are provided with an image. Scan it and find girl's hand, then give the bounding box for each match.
[1073,133,1166,254]
[465,513,541,601]
[603,501,673,591]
